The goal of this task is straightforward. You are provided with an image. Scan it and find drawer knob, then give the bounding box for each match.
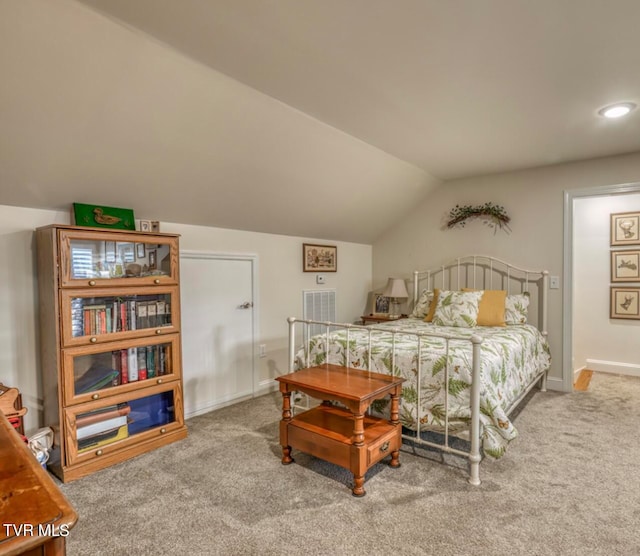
[379,441,390,454]
[96,449,103,456]
[92,393,99,400]
[154,278,160,284]
[90,337,97,343]
[155,329,162,335]
[88,280,96,286]
[157,378,163,384]
[160,427,166,434]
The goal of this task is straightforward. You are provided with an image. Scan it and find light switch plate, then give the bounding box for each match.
[550,276,560,289]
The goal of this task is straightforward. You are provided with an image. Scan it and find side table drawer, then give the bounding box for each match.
[366,426,401,467]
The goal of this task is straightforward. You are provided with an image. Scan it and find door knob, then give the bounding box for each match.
[239,302,253,309]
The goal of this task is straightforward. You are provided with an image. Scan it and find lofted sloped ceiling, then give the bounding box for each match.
[2,0,640,243]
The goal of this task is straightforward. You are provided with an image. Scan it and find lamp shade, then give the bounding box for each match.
[382,277,408,299]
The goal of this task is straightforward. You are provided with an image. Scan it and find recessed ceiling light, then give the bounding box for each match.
[598,102,637,119]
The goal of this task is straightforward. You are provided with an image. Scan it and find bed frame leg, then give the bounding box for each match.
[468,335,482,486]
[468,454,481,486]
[540,371,548,392]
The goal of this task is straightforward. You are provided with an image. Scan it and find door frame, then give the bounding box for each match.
[563,181,640,391]
[180,250,260,405]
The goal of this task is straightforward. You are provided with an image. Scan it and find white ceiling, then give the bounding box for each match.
[2,0,640,243]
[78,0,640,179]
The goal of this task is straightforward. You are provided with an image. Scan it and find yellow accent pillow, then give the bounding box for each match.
[462,289,507,327]
[423,288,440,322]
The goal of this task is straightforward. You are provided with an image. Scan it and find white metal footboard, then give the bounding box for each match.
[287,317,484,486]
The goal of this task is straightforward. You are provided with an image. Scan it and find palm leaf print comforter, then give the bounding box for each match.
[295,319,551,458]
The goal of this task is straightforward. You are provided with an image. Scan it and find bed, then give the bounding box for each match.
[287,255,551,485]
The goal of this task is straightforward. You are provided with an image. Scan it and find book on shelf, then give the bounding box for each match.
[129,300,137,330]
[137,347,147,381]
[146,346,156,378]
[76,413,129,440]
[128,393,172,435]
[147,302,157,328]
[75,403,131,428]
[156,300,166,326]
[78,424,129,452]
[120,349,128,384]
[127,347,138,381]
[75,363,120,394]
[112,299,119,332]
[137,301,148,330]
[120,302,128,332]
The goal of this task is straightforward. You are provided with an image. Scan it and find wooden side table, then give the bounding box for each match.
[360,314,408,325]
[276,364,405,497]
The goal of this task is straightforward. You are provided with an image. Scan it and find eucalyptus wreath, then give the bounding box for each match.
[447,202,511,231]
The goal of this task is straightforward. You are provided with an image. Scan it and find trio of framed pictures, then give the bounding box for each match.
[610,212,640,320]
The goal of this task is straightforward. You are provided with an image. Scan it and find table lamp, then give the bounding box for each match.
[382,277,409,318]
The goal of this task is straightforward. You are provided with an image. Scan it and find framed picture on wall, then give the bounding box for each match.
[611,250,640,282]
[611,212,640,246]
[303,243,337,272]
[610,287,640,319]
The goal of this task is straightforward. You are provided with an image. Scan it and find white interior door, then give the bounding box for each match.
[180,252,256,418]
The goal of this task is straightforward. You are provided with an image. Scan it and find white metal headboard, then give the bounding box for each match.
[412,255,548,338]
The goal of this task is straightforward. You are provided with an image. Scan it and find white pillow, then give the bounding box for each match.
[410,289,433,319]
[505,292,530,324]
[432,290,483,328]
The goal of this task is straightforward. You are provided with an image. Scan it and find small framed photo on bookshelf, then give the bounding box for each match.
[151,221,160,233]
[139,220,151,232]
[136,243,146,260]
[148,249,157,270]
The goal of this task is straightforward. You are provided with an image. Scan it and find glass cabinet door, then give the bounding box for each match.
[62,335,181,406]
[60,287,180,347]
[64,383,184,465]
[58,229,178,287]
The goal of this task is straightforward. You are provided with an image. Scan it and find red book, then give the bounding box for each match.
[99,310,107,334]
[120,302,127,332]
[83,309,91,336]
[120,350,128,384]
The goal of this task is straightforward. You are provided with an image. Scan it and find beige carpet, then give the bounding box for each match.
[59,372,640,555]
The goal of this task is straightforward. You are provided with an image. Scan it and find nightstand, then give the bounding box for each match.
[360,314,408,325]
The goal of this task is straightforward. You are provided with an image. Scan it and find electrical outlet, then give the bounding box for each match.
[550,276,560,289]
[259,344,267,358]
[316,275,325,284]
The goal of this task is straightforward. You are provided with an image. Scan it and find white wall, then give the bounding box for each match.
[373,151,640,391]
[161,221,372,385]
[573,193,640,377]
[0,205,371,434]
[0,206,70,434]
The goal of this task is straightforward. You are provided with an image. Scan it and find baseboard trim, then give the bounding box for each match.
[184,382,278,419]
[546,376,564,391]
[586,359,640,378]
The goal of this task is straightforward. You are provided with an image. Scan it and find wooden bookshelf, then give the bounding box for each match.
[36,225,187,482]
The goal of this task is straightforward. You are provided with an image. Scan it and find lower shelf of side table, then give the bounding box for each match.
[282,404,401,494]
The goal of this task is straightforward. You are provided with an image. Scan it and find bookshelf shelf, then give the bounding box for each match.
[36,225,187,482]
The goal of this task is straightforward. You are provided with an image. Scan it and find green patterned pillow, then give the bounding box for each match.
[432,290,483,327]
[410,289,433,319]
[505,292,530,324]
